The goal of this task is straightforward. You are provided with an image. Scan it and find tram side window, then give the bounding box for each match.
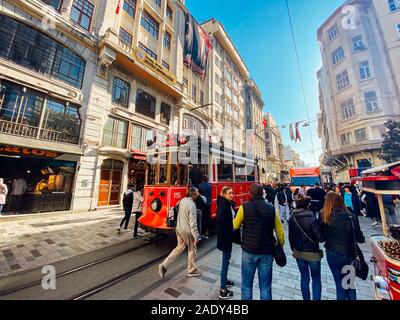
[218,163,233,182]
[246,164,256,182]
[147,164,156,185]
[235,164,247,182]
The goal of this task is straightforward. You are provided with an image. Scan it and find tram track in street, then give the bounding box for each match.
[70,236,218,300]
[0,234,172,299]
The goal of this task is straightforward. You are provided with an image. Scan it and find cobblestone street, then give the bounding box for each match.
[0,209,138,277]
[143,217,377,301]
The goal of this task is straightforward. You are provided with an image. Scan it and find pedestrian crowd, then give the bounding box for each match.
[157,178,400,301]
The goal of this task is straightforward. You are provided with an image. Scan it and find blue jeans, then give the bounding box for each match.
[296,259,322,300]
[220,251,231,290]
[327,250,357,300]
[241,251,273,300]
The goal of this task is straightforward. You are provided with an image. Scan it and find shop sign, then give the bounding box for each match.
[0,145,59,158]
[131,149,147,161]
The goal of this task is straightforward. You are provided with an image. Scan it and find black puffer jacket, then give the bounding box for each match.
[289,209,323,253]
[320,209,365,257]
[216,196,235,253]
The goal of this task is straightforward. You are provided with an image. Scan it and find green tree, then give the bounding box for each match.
[379,121,400,163]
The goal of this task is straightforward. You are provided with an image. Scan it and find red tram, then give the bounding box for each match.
[138,135,258,235]
[353,161,400,300]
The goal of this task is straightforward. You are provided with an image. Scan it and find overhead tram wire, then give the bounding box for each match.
[285,0,317,164]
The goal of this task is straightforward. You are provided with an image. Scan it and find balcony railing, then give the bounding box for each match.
[0,120,79,145]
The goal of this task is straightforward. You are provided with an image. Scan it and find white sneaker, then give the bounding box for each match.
[117,226,121,234]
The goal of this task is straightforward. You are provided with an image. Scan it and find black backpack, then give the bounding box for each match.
[167,200,181,228]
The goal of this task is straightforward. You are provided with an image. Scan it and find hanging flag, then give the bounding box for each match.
[262,118,267,129]
[295,122,302,142]
[289,124,296,141]
[116,0,121,14]
[183,12,213,79]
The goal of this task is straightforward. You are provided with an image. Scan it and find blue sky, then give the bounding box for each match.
[186,0,344,166]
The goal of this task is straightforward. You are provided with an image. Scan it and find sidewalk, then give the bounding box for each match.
[0,208,138,277]
[142,217,377,301]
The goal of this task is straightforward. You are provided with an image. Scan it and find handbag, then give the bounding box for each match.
[293,217,324,259]
[232,229,241,245]
[273,238,287,267]
[273,211,287,267]
[349,215,369,281]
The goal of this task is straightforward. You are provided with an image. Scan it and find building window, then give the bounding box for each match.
[0,14,86,89]
[123,0,136,18]
[163,32,171,50]
[162,60,170,70]
[119,28,133,46]
[141,10,159,39]
[355,128,367,142]
[42,0,63,11]
[328,24,339,41]
[341,98,356,119]
[332,47,344,65]
[359,61,371,80]
[200,91,205,106]
[352,35,365,51]
[365,91,379,112]
[131,125,144,150]
[43,98,81,144]
[138,42,157,60]
[112,78,130,107]
[336,70,350,91]
[154,0,161,8]
[160,102,171,125]
[136,89,156,119]
[379,126,387,138]
[341,133,352,146]
[166,5,173,20]
[389,0,400,12]
[103,117,128,149]
[215,73,220,86]
[70,0,94,30]
[215,92,220,104]
[192,85,197,102]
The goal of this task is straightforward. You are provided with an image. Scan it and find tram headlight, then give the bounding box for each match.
[151,198,162,213]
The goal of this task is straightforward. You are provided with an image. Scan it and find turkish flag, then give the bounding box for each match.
[116,0,121,14]
[263,118,267,128]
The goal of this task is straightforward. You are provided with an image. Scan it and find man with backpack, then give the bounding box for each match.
[159,188,202,279]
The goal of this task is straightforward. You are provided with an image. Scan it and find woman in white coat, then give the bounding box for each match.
[0,178,8,214]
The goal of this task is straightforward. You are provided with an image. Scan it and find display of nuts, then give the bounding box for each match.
[379,240,400,260]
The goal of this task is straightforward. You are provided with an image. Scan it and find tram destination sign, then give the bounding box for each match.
[0,145,60,159]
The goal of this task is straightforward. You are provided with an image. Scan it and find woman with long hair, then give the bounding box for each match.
[289,194,323,300]
[320,192,365,300]
[216,186,236,299]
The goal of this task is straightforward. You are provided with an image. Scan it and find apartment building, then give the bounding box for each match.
[0,0,100,214]
[265,112,284,183]
[317,0,400,183]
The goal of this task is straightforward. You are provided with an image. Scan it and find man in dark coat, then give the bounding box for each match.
[216,186,237,299]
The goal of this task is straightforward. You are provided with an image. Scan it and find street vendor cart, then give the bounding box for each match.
[353,161,400,300]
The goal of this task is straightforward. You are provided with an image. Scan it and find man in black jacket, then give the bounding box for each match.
[233,184,285,300]
[118,184,135,233]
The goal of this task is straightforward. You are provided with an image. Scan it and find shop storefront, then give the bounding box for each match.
[129,150,146,191]
[0,145,78,214]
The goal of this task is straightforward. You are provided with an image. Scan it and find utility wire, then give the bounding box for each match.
[285,0,317,164]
